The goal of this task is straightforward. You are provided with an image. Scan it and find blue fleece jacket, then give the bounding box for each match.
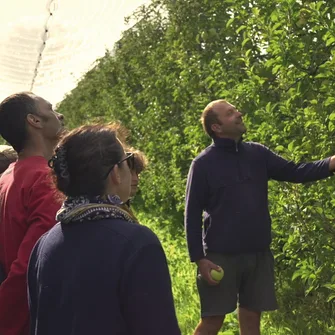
[28,219,181,335]
[185,137,332,262]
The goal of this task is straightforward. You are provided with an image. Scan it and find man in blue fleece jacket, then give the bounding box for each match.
[185,99,335,335]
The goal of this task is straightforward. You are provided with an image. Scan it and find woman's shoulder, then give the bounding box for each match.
[94,218,161,248]
[37,219,162,259]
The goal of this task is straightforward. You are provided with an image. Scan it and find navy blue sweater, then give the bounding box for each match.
[185,138,332,262]
[28,219,181,335]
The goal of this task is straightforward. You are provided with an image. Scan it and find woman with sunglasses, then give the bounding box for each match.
[27,124,181,335]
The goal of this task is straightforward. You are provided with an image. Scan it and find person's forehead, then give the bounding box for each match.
[34,96,52,109]
[214,101,236,114]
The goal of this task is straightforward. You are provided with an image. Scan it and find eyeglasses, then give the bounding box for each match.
[123,152,135,171]
[104,152,134,179]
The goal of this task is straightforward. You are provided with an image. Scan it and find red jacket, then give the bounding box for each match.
[0,156,61,335]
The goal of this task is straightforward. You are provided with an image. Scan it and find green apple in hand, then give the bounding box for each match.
[210,266,224,281]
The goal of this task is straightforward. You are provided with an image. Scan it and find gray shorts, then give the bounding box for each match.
[196,251,278,317]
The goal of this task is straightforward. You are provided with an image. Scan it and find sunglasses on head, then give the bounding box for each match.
[104,152,134,179]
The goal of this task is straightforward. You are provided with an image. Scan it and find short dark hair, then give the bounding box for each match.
[0,145,17,174]
[50,124,124,197]
[201,99,226,138]
[0,92,38,153]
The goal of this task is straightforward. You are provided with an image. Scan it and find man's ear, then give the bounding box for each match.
[26,114,43,129]
[211,123,220,133]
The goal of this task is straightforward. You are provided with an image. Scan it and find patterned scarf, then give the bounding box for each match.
[56,194,138,224]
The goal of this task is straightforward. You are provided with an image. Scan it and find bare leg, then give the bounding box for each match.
[238,307,261,335]
[193,315,225,335]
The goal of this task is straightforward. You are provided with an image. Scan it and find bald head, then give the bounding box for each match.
[205,99,228,111]
[201,100,226,138]
[201,100,246,140]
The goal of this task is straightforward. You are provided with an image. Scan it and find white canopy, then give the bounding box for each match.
[0,0,149,105]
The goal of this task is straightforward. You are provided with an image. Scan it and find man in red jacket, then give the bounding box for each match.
[0,92,64,335]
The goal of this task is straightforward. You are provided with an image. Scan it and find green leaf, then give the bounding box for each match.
[275,145,285,152]
[272,22,282,31]
[226,17,234,28]
[288,140,295,151]
[292,269,303,281]
[272,65,281,74]
[236,25,247,34]
[326,36,335,47]
[242,37,250,47]
[325,97,335,107]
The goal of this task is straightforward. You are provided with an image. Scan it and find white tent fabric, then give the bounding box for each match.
[0,0,149,105]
